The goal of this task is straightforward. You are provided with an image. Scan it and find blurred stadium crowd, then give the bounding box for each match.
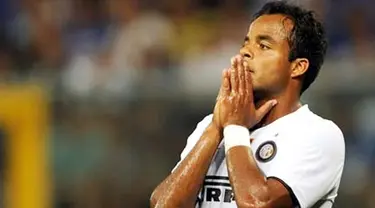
[0,0,374,207]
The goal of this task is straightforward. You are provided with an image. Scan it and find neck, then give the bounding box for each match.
[252,90,301,130]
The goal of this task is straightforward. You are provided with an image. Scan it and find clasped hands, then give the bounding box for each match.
[213,55,278,131]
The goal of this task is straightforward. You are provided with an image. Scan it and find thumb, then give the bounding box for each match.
[255,100,278,122]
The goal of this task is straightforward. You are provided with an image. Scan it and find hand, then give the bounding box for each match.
[216,55,277,128]
[213,67,231,131]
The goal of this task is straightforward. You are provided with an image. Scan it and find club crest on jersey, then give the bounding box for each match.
[256,141,277,162]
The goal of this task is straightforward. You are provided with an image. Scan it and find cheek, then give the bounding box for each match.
[252,53,289,89]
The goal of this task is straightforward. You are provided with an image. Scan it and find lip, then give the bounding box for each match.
[243,61,254,72]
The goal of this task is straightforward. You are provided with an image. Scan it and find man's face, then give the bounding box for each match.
[240,14,294,98]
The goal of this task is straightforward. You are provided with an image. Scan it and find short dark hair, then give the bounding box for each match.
[253,1,328,94]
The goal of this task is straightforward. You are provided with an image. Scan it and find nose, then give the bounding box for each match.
[240,47,253,60]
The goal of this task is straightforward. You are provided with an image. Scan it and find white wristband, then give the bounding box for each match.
[224,125,251,154]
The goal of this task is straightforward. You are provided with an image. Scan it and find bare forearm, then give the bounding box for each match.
[151,123,222,208]
[226,146,269,208]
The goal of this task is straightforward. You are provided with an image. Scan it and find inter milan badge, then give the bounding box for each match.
[256,141,277,162]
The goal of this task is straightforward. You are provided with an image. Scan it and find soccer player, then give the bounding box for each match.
[150,1,345,208]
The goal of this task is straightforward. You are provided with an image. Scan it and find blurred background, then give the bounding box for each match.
[0,0,374,207]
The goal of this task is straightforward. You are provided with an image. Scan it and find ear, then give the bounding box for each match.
[290,58,309,78]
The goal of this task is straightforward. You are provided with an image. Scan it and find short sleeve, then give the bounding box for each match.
[171,114,213,172]
[265,121,345,208]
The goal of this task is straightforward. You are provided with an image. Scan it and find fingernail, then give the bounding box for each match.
[226,68,231,76]
[243,61,248,67]
[236,55,242,62]
[231,57,235,65]
[272,100,278,106]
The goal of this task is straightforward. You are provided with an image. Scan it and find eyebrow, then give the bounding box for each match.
[257,35,276,43]
[244,35,277,44]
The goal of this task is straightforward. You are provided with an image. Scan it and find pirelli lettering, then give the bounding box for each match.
[199,175,235,203]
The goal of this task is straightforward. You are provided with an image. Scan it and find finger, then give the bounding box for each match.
[238,57,245,95]
[230,56,237,93]
[231,56,241,93]
[222,68,231,97]
[255,100,278,122]
[218,69,230,95]
[231,56,236,68]
[243,61,253,96]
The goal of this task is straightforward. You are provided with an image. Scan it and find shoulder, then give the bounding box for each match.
[184,114,213,146]
[285,108,345,158]
[270,115,345,208]
[297,109,344,144]
[172,114,213,171]
[311,118,345,158]
[196,114,214,128]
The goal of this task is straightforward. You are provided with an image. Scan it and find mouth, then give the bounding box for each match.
[243,60,254,72]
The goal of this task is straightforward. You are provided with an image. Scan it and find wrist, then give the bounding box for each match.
[224,125,251,153]
[211,117,223,132]
[207,122,223,142]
